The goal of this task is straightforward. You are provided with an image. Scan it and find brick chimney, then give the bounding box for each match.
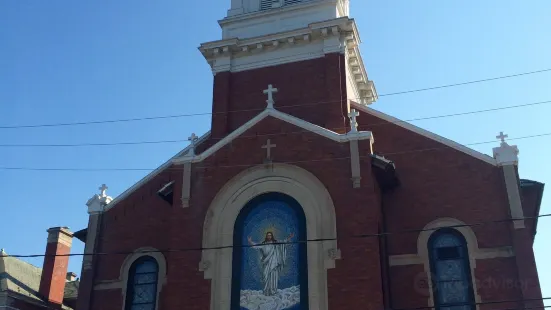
[39,227,73,305]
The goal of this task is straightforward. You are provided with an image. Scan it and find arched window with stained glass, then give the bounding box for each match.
[125,256,159,310]
[231,192,309,310]
[428,229,475,310]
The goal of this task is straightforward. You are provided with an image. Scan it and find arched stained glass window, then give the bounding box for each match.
[429,229,475,310]
[231,193,309,310]
[125,256,159,310]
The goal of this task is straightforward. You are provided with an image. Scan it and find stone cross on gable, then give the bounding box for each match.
[188,133,199,155]
[261,139,276,162]
[263,84,278,109]
[99,184,108,197]
[496,131,508,144]
[348,109,360,133]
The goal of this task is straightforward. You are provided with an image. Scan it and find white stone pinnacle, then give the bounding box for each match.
[348,109,360,133]
[188,133,199,156]
[263,84,278,109]
[99,184,108,197]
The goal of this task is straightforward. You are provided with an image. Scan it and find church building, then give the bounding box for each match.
[74,0,545,309]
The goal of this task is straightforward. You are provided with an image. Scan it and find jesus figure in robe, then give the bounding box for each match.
[248,231,294,296]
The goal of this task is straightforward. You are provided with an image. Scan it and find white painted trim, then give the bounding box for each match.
[502,165,525,229]
[101,132,210,212]
[173,107,373,165]
[351,102,497,166]
[201,163,339,310]
[201,17,376,103]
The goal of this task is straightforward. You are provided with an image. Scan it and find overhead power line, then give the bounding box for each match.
[1,68,550,130]
[1,131,550,171]
[379,68,551,97]
[2,99,551,148]
[5,214,549,258]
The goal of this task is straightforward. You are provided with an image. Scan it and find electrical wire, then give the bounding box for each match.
[5,214,549,258]
[1,68,550,130]
[1,99,551,148]
[1,131,549,171]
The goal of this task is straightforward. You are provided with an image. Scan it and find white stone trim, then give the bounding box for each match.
[181,162,192,208]
[349,140,361,188]
[351,102,497,166]
[200,17,376,104]
[502,165,525,229]
[95,247,167,310]
[493,141,519,166]
[173,107,373,165]
[201,164,338,310]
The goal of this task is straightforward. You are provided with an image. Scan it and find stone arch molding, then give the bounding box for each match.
[417,218,484,309]
[120,247,168,310]
[201,163,339,310]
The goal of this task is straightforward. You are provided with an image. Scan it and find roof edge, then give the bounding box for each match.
[102,131,211,212]
[351,101,497,166]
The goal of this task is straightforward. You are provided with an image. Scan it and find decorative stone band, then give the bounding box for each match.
[199,17,377,105]
[389,246,515,266]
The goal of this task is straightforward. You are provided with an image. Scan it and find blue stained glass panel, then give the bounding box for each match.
[435,260,465,281]
[126,257,158,310]
[429,230,474,310]
[233,195,307,310]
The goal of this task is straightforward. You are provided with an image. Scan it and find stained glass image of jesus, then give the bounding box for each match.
[233,195,307,310]
[247,231,295,296]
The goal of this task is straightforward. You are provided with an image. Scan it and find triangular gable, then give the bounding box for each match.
[172,107,373,164]
[104,107,373,212]
[350,101,496,166]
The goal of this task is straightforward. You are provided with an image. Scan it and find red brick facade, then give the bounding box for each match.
[77,53,543,310]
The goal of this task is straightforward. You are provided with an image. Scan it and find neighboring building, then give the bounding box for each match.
[0,228,79,309]
[74,1,545,310]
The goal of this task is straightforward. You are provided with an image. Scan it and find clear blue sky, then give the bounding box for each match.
[1,0,550,302]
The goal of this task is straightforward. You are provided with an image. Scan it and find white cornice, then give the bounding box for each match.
[199,17,377,104]
[173,107,373,165]
[199,17,351,59]
[351,102,497,166]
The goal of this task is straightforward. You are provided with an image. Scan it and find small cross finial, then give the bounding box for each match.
[263,84,279,109]
[496,131,508,144]
[188,133,199,155]
[348,109,360,133]
[261,139,277,162]
[99,184,108,197]
[188,133,199,145]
